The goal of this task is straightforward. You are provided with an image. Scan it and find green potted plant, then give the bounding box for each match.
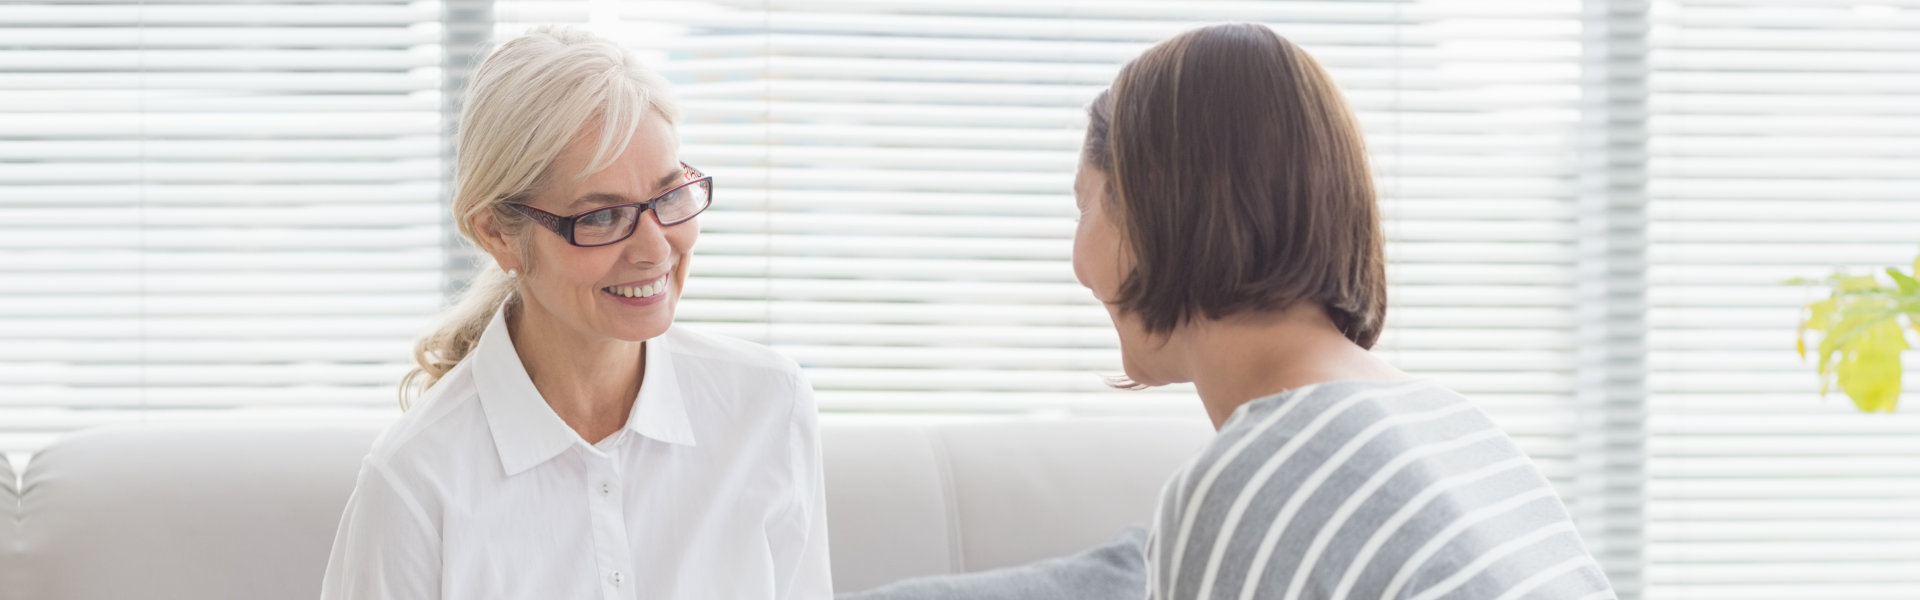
[1796,248,1920,412]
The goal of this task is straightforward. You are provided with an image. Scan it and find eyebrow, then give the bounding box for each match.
[568,168,684,210]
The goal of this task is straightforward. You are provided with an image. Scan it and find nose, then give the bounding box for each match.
[620,211,674,264]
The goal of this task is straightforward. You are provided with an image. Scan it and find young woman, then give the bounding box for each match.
[1074,24,1615,600]
[321,26,829,599]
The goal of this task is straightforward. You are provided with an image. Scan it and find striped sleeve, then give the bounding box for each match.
[1147,381,1615,600]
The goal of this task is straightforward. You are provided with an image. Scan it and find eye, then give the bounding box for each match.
[657,186,692,208]
[578,209,617,227]
[653,181,712,225]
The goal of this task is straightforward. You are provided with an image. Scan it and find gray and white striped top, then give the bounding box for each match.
[1147,380,1615,600]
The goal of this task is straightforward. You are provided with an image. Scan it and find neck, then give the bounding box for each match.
[1169,304,1407,429]
[506,297,645,444]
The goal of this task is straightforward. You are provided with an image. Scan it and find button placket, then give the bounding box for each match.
[583,450,634,599]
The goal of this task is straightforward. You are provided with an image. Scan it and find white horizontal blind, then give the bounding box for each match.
[492,0,1596,505]
[17,5,1915,599]
[1645,1,1920,598]
[0,1,447,455]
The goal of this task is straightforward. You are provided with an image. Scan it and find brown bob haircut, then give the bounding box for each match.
[1083,23,1386,349]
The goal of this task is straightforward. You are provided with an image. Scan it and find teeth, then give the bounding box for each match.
[605,281,667,299]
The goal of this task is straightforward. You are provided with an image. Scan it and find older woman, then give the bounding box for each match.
[321,26,829,599]
[1074,24,1615,600]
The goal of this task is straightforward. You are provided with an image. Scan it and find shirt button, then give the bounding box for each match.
[611,571,624,586]
[600,482,613,495]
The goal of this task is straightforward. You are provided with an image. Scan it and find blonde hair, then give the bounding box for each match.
[401,25,681,408]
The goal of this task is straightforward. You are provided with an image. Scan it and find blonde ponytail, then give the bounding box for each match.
[400,265,516,409]
[401,24,680,409]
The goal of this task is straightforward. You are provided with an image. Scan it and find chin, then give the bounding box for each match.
[1117,348,1168,388]
[617,321,671,342]
[1119,366,1156,388]
[599,299,676,342]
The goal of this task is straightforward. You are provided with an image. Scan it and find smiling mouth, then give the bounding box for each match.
[602,277,668,299]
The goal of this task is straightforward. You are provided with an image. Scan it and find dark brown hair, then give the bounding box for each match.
[1083,23,1386,348]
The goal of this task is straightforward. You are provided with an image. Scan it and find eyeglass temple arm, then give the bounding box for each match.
[509,203,568,236]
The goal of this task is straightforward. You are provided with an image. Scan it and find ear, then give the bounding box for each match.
[470,208,524,273]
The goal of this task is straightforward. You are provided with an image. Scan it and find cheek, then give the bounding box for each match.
[1072,223,1096,289]
[1073,221,1108,290]
[1072,220,1124,299]
[667,222,699,287]
[527,236,611,289]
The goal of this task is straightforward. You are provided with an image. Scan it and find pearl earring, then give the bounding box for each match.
[507,268,518,278]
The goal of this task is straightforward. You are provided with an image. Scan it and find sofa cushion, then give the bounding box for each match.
[13,416,1212,599]
[935,419,1211,573]
[16,425,378,600]
[822,421,962,593]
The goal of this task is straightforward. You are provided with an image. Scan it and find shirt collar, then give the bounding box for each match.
[628,325,697,448]
[473,301,698,477]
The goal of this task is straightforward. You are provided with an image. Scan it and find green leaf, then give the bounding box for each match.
[1813,306,1906,399]
[1789,251,1918,413]
[1836,319,1909,413]
[1818,311,1882,367]
[1889,267,1920,296]
[1835,274,1886,293]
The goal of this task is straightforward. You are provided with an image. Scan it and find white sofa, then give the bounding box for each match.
[0,417,1213,600]
[1,454,14,598]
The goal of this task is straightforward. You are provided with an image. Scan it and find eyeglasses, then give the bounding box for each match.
[508,163,713,247]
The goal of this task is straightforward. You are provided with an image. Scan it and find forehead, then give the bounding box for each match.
[552,113,680,191]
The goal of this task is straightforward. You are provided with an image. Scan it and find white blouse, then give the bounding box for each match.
[320,305,831,599]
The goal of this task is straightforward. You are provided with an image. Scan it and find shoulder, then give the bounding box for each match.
[1222,379,1474,434]
[332,376,476,540]
[1148,380,1590,599]
[1158,379,1501,534]
[663,326,824,478]
[1198,380,1468,462]
[362,361,493,493]
[663,324,807,387]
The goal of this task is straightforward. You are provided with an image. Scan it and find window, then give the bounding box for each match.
[0,0,446,452]
[2,1,1915,598]
[1646,2,1920,597]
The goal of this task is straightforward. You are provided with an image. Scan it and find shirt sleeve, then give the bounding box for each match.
[319,455,440,600]
[777,371,834,600]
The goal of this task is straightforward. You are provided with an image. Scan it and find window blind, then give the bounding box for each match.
[4,2,1916,598]
[492,0,1594,489]
[1644,1,1920,598]
[481,1,1599,576]
[0,1,448,454]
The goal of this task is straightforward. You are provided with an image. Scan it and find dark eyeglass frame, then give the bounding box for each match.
[507,163,713,248]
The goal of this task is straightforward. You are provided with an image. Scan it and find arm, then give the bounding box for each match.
[777,371,833,600]
[319,455,440,600]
